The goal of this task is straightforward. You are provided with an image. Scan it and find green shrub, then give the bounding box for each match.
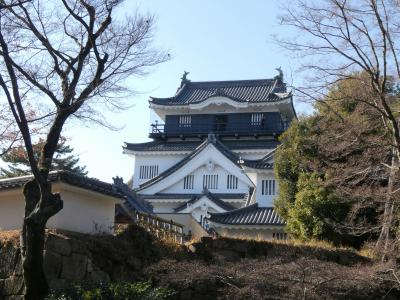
[45,281,175,300]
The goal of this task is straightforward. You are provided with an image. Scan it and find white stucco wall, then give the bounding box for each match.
[256,171,278,207]
[0,183,121,234]
[161,165,249,194]
[0,190,25,231]
[133,154,186,188]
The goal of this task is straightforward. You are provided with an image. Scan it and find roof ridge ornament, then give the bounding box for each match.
[207,132,217,144]
[180,70,190,87]
[274,67,283,82]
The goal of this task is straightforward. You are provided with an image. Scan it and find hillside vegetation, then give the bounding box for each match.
[1,227,399,300]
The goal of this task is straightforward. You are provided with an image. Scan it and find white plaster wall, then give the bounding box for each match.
[50,186,118,234]
[0,190,25,230]
[256,171,279,207]
[246,172,258,186]
[133,154,186,188]
[0,184,120,234]
[161,165,249,194]
[149,201,178,213]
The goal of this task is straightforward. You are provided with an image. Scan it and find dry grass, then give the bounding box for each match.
[0,230,20,245]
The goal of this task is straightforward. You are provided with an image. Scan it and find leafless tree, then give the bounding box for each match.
[277,0,400,259]
[0,0,168,298]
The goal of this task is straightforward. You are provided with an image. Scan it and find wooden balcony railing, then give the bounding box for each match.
[150,121,287,136]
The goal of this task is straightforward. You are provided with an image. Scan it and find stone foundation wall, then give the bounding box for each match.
[0,231,147,300]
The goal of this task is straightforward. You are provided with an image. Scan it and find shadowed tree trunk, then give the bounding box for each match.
[22,180,63,299]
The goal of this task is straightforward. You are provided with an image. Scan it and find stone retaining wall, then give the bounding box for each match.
[0,229,151,300]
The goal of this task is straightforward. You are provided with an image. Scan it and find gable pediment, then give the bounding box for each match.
[138,142,254,195]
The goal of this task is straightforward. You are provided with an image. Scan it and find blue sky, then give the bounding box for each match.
[65,0,309,182]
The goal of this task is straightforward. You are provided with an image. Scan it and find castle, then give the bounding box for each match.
[123,71,295,240]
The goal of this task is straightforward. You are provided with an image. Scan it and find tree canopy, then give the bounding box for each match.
[275,75,392,247]
[0,138,87,177]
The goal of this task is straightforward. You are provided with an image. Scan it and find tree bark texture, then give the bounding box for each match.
[376,145,399,259]
[21,179,62,300]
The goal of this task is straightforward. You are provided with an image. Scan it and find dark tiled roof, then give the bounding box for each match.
[174,190,236,212]
[140,193,247,200]
[124,141,201,152]
[0,171,125,199]
[150,79,289,106]
[112,177,153,214]
[242,150,275,169]
[208,204,285,226]
[123,139,279,153]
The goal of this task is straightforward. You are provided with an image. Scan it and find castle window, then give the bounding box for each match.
[139,165,159,179]
[251,113,264,126]
[184,175,194,189]
[179,115,191,127]
[261,179,276,195]
[227,175,238,189]
[203,174,218,189]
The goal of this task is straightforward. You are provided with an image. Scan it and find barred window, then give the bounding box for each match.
[183,175,194,189]
[251,113,264,126]
[179,115,191,127]
[227,175,238,189]
[139,165,159,179]
[261,179,276,195]
[203,174,218,189]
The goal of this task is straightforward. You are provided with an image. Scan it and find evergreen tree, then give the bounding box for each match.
[275,75,390,247]
[0,138,87,177]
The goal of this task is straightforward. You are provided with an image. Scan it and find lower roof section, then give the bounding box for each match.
[124,139,279,153]
[0,170,124,199]
[174,190,237,212]
[208,204,285,226]
[140,193,247,200]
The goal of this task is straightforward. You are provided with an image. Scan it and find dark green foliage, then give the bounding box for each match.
[0,138,87,178]
[275,76,390,247]
[45,281,175,300]
[274,119,310,219]
[286,172,349,243]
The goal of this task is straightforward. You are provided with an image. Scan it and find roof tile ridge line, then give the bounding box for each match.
[151,91,286,106]
[173,81,189,98]
[269,79,278,101]
[135,138,211,191]
[188,78,276,86]
[149,82,189,101]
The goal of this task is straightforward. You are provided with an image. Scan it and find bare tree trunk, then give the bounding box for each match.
[376,146,399,259]
[21,179,62,300]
